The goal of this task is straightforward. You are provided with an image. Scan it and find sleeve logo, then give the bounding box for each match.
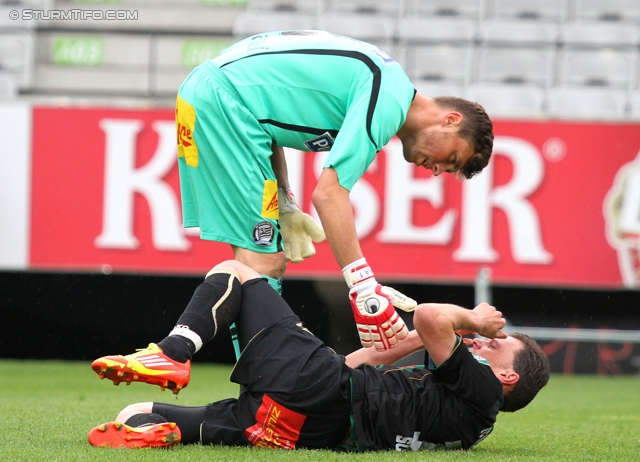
[304,132,335,152]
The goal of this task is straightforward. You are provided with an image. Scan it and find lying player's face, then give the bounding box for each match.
[403,120,474,177]
[465,336,523,372]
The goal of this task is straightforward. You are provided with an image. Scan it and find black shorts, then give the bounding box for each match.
[201,316,353,449]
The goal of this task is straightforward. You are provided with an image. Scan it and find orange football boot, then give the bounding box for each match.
[88,421,181,449]
[91,343,190,394]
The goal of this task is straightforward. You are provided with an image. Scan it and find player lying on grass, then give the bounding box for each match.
[89,260,550,452]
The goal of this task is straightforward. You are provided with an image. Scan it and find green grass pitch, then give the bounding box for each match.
[1,359,638,462]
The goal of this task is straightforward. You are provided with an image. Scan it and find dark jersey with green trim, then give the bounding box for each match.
[349,340,503,451]
[212,30,415,191]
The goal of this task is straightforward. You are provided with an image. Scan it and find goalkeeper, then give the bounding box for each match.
[89,260,549,451]
[176,30,494,352]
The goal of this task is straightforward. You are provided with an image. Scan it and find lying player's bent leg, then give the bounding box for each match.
[91,266,242,393]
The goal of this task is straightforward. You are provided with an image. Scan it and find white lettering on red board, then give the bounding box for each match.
[603,150,640,288]
[379,138,551,263]
[94,119,189,251]
[93,118,552,265]
[454,137,552,264]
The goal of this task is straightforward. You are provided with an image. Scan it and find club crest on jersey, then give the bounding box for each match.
[304,132,335,152]
[253,221,275,247]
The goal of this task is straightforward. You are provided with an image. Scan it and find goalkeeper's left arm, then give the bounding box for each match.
[278,186,326,262]
[270,145,326,263]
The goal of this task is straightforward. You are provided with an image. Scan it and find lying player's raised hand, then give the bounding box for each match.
[343,259,417,351]
[472,302,507,339]
[278,187,325,263]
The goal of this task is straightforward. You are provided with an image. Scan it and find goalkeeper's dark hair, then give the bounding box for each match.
[500,333,550,413]
[432,96,494,179]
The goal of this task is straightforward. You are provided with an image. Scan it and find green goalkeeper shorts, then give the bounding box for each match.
[176,61,283,253]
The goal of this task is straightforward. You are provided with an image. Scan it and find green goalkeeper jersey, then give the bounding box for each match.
[212,30,415,190]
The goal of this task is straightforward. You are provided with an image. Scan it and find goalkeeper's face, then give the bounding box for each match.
[402,122,474,177]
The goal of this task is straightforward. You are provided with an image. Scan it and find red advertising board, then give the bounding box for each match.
[28,106,640,288]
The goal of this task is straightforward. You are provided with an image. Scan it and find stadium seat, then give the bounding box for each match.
[396,16,478,43]
[245,0,320,14]
[413,80,465,98]
[233,11,316,38]
[234,0,321,38]
[35,65,150,94]
[629,89,640,119]
[316,0,400,44]
[478,19,560,46]
[547,85,628,120]
[34,33,151,94]
[465,83,546,118]
[476,46,555,88]
[316,12,395,42]
[0,74,18,99]
[0,0,44,30]
[570,0,640,23]
[561,20,640,48]
[403,44,473,86]
[0,32,35,89]
[557,49,636,90]
[322,0,400,17]
[487,0,568,22]
[153,36,234,95]
[404,0,483,20]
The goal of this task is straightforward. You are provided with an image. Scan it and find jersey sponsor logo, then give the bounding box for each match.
[261,179,279,219]
[245,394,307,449]
[176,95,199,167]
[304,131,335,152]
[395,431,463,451]
[253,221,275,247]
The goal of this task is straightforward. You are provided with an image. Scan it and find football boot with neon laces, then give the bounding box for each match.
[91,343,190,394]
[88,421,181,449]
